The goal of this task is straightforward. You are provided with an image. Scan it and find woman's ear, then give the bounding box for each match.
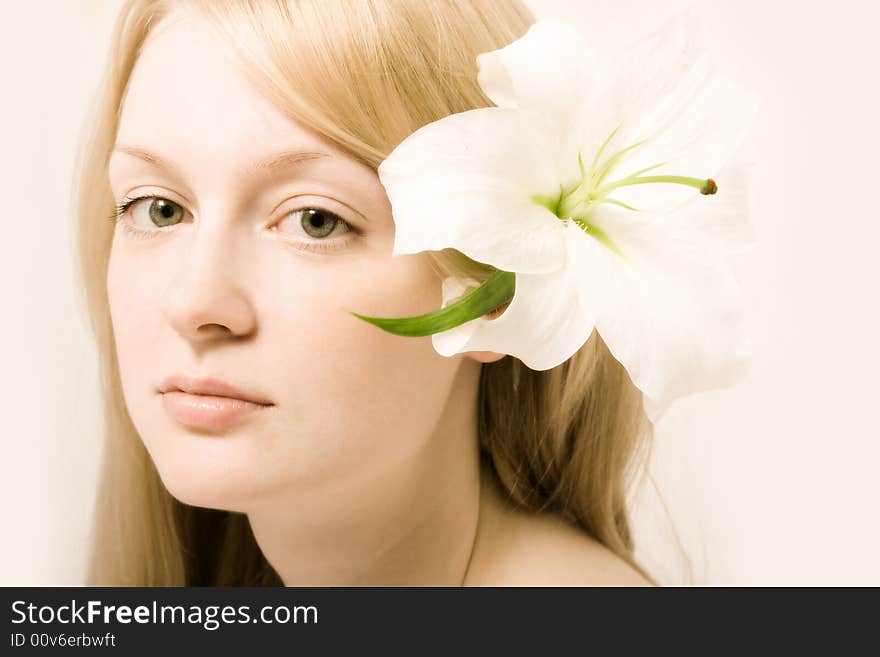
[462,351,507,364]
[460,301,511,364]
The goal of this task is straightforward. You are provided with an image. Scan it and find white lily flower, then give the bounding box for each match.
[372,12,761,422]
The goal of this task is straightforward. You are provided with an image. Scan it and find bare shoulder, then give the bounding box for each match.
[465,471,654,587]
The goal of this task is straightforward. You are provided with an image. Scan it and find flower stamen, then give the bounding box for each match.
[552,126,719,223]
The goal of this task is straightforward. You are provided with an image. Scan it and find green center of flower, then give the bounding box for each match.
[531,124,717,257]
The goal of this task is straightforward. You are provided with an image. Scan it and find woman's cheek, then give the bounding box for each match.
[273,247,441,337]
[268,251,450,401]
[107,249,160,353]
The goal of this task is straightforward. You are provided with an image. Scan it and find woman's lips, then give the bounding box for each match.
[161,390,272,430]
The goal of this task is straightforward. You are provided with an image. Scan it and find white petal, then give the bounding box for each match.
[432,237,596,369]
[378,107,566,274]
[609,73,762,212]
[476,19,599,188]
[571,9,712,168]
[566,213,751,422]
[476,20,591,127]
[567,9,760,212]
[651,157,758,258]
[441,275,480,305]
[429,276,483,355]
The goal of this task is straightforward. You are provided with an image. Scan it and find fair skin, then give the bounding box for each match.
[106,13,649,586]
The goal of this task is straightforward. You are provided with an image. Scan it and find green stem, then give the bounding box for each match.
[349,269,516,337]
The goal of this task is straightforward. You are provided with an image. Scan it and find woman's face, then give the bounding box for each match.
[106,14,472,510]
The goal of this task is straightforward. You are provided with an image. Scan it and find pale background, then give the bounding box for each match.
[1,0,877,585]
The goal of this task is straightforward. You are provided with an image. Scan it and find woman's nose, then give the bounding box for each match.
[161,220,257,342]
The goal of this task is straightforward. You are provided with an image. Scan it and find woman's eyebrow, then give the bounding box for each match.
[110,145,333,180]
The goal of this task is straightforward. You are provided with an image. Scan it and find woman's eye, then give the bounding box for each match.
[276,208,352,240]
[110,195,187,240]
[131,197,186,229]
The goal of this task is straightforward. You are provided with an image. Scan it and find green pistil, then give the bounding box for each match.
[596,174,718,198]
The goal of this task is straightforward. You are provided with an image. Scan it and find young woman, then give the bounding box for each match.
[73,0,749,586]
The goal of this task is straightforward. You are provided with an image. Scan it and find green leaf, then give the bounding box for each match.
[349,269,516,337]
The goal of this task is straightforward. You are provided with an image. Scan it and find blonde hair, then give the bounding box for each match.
[76,0,658,585]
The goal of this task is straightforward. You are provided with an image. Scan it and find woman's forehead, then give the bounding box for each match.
[112,12,374,195]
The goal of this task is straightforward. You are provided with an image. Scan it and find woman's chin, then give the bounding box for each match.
[154,461,265,513]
